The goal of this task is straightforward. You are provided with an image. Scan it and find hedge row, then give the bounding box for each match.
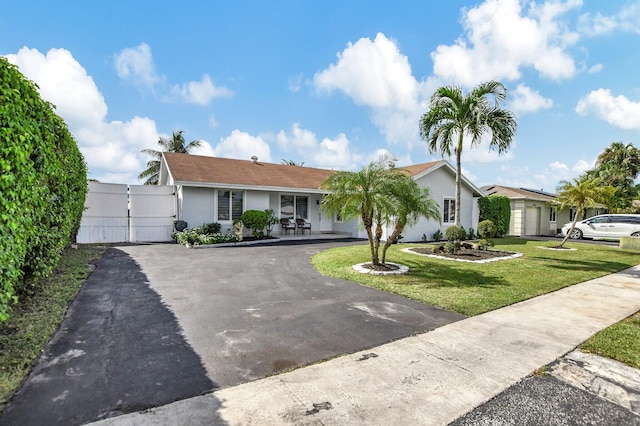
[478,195,510,237]
[0,57,87,321]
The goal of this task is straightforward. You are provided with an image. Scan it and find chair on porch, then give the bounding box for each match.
[280,218,296,235]
[295,218,311,234]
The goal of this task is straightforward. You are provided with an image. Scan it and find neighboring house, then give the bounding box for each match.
[159,153,482,241]
[480,185,606,236]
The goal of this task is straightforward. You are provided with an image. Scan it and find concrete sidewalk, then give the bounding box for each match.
[93,265,640,425]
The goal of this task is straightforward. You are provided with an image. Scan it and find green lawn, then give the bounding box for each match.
[580,311,640,369]
[0,245,106,408]
[311,238,640,316]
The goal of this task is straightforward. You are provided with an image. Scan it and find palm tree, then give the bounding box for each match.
[321,158,404,265]
[420,81,517,227]
[552,176,616,248]
[586,142,640,212]
[380,177,440,263]
[281,159,305,166]
[138,130,202,185]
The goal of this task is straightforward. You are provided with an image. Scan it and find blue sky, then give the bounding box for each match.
[2,0,639,191]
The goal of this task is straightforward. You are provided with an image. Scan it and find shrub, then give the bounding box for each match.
[444,241,460,254]
[174,229,240,246]
[265,209,279,236]
[432,229,443,242]
[477,220,497,251]
[239,210,269,239]
[200,222,221,235]
[478,195,510,237]
[477,220,497,239]
[467,227,476,240]
[0,58,87,321]
[445,225,466,242]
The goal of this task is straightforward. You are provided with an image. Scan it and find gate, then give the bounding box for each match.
[76,182,176,243]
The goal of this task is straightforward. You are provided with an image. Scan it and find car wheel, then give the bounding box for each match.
[632,232,640,237]
[569,228,583,239]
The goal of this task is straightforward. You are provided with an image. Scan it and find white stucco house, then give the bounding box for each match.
[480,185,607,236]
[159,153,483,242]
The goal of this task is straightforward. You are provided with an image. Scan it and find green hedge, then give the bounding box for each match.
[0,57,87,321]
[478,195,510,237]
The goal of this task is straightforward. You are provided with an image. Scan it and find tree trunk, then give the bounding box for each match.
[381,223,404,263]
[557,207,582,248]
[373,222,383,263]
[362,210,378,265]
[455,134,463,228]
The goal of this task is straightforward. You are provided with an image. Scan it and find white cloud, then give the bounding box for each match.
[575,88,640,130]
[114,43,162,90]
[314,33,428,146]
[587,63,603,74]
[288,74,303,92]
[211,130,272,162]
[579,2,640,36]
[510,84,554,115]
[6,47,159,184]
[431,0,580,86]
[171,74,232,105]
[275,124,362,169]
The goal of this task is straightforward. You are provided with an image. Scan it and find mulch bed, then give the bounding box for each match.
[408,247,517,261]
[360,263,401,272]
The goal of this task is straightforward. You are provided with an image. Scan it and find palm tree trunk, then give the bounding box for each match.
[362,210,379,265]
[373,222,383,263]
[455,134,463,227]
[381,223,404,263]
[557,207,582,248]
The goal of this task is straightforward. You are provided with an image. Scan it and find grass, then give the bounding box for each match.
[0,245,107,408]
[311,237,640,316]
[580,311,640,369]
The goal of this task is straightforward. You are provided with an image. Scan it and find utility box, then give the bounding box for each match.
[620,236,640,251]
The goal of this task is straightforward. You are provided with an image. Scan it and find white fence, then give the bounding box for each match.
[76,181,176,243]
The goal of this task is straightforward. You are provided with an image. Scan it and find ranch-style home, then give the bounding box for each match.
[480,185,607,237]
[159,153,483,242]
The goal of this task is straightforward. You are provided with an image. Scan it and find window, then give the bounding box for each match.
[549,208,557,222]
[217,190,244,221]
[335,211,343,223]
[280,195,308,219]
[443,199,455,223]
[569,208,577,222]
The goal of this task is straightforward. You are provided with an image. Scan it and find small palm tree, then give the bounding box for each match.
[321,158,404,265]
[281,159,305,166]
[139,130,202,185]
[552,176,616,248]
[420,81,517,227]
[380,177,440,263]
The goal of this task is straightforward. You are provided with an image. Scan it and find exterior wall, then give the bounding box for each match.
[181,187,215,228]
[511,200,525,236]
[400,167,479,242]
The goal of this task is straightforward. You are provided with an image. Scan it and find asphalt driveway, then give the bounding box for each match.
[1,239,464,425]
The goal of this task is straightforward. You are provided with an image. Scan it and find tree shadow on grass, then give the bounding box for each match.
[527,255,634,273]
[397,259,512,289]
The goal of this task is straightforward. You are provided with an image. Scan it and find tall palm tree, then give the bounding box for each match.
[380,177,440,263]
[586,142,640,212]
[138,130,202,185]
[420,80,517,227]
[321,158,403,265]
[552,176,615,248]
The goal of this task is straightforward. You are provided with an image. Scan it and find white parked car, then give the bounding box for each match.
[562,214,640,240]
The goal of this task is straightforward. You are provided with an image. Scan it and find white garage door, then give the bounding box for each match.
[525,207,540,235]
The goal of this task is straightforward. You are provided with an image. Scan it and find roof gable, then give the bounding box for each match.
[481,185,556,201]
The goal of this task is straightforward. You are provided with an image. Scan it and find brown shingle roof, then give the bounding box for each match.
[163,153,336,190]
[163,153,448,191]
[480,185,555,201]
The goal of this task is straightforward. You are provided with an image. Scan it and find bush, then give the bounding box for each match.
[477,220,497,239]
[478,195,510,237]
[0,58,87,321]
[174,229,240,246]
[467,227,476,240]
[200,222,221,235]
[477,220,497,251]
[445,225,466,242]
[432,229,443,242]
[239,210,269,239]
[445,241,460,254]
